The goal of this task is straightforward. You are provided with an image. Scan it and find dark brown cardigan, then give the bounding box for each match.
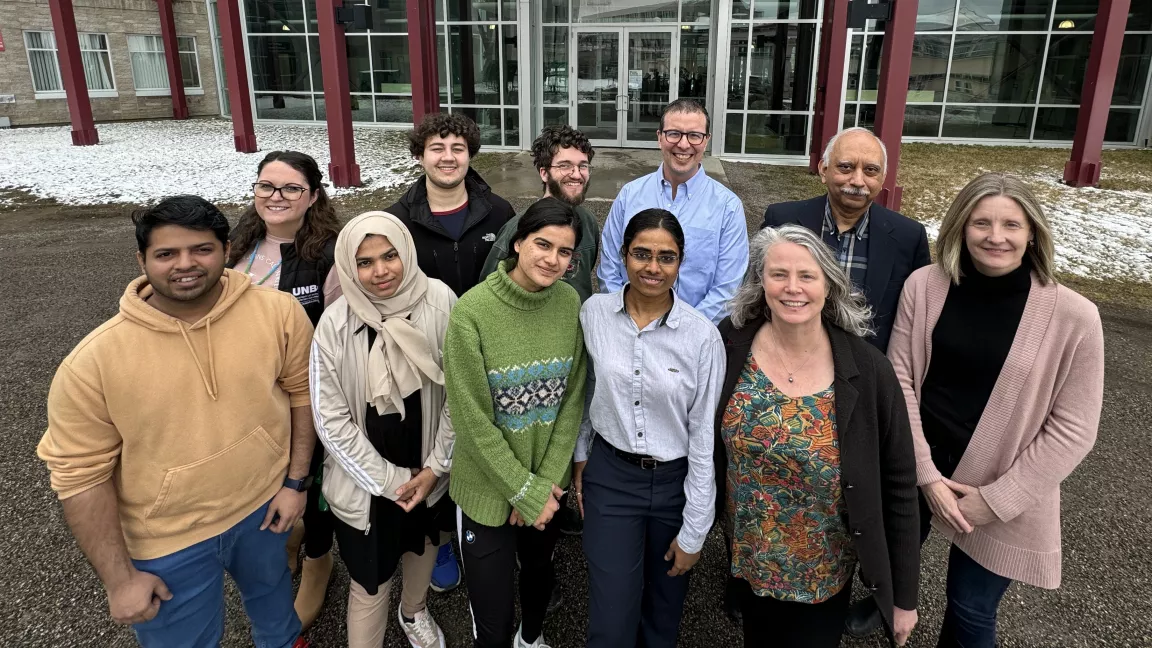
[713,315,921,637]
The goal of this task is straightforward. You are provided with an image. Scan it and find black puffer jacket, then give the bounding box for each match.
[386,169,514,297]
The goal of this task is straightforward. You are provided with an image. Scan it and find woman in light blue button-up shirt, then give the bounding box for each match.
[573,209,726,648]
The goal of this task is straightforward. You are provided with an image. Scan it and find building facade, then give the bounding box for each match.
[2,0,1151,162]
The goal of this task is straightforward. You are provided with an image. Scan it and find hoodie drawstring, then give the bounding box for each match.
[177,320,220,401]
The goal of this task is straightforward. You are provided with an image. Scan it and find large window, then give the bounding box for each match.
[842,0,1152,144]
[439,0,520,146]
[24,31,116,98]
[127,35,204,95]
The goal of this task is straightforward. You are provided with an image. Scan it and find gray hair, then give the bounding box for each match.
[728,224,874,338]
[821,126,888,174]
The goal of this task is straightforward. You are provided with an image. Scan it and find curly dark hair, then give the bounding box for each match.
[531,125,595,172]
[407,112,481,159]
[227,150,341,267]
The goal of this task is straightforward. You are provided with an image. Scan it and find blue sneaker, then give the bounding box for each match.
[430,542,461,592]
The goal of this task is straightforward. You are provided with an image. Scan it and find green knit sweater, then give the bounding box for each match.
[445,259,587,527]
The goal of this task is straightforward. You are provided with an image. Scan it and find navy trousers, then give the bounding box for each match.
[582,437,690,648]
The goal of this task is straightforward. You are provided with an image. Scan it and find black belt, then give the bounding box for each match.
[597,435,666,470]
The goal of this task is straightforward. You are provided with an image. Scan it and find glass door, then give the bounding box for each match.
[573,27,678,147]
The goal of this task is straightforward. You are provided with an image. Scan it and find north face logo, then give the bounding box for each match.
[482,232,496,242]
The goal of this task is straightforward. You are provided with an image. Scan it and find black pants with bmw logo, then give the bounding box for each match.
[456,507,562,647]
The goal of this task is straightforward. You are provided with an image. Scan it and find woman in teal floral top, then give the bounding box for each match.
[714,225,920,648]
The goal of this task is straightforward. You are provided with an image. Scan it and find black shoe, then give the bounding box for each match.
[724,576,743,624]
[557,505,583,536]
[546,580,564,617]
[845,596,883,638]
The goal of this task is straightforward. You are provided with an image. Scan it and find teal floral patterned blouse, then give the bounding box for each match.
[720,352,856,603]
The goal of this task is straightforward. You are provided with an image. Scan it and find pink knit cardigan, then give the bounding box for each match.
[887,265,1104,589]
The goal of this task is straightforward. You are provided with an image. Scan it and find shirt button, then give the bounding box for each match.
[638,432,644,437]
[634,369,640,375]
[634,400,640,406]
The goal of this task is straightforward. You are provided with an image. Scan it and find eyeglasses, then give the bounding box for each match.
[252,182,309,200]
[628,250,680,266]
[659,130,709,145]
[549,162,593,174]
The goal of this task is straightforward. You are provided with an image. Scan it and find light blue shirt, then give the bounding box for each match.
[575,287,725,554]
[597,164,749,324]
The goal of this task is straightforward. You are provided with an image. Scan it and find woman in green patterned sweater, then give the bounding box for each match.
[444,197,587,648]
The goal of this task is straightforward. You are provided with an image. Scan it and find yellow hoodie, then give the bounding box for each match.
[37,269,314,560]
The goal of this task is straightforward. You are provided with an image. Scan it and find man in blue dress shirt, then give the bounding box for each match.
[597,99,749,324]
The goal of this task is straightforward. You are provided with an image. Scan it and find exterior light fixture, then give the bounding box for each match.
[1058,19,1075,29]
[282,24,290,31]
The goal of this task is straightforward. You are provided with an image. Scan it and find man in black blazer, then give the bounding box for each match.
[761,127,930,353]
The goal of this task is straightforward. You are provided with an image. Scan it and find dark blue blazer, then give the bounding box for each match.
[761,196,931,353]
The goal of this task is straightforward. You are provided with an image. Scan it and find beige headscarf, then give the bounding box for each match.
[334,211,445,418]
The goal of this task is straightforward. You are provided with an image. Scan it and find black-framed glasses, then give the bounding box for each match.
[659,130,709,145]
[252,182,309,200]
[549,162,593,174]
[628,250,680,266]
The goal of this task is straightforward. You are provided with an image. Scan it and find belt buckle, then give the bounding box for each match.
[640,457,657,470]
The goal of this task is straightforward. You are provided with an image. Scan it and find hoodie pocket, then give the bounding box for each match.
[144,426,287,537]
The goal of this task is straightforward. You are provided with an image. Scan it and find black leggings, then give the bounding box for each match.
[302,444,334,559]
[740,578,852,648]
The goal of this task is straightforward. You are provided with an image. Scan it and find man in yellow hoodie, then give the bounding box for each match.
[37,195,315,648]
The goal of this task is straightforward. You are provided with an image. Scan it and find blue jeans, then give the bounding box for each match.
[937,544,1013,648]
[131,501,301,648]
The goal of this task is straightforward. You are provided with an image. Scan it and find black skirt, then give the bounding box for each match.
[333,331,454,593]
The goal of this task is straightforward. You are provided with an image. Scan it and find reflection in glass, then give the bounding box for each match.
[745,114,808,155]
[249,35,313,92]
[626,31,673,142]
[575,32,620,140]
[861,35,882,101]
[842,103,857,130]
[255,93,315,120]
[543,27,569,104]
[317,94,375,122]
[948,35,1044,103]
[725,113,743,154]
[752,0,817,21]
[903,105,942,137]
[680,27,709,100]
[542,0,568,22]
[503,0,516,20]
[1114,36,1152,106]
[376,96,414,123]
[503,26,518,104]
[858,103,874,128]
[956,0,1049,31]
[746,24,817,111]
[245,0,306,34]
[544,107,569,126]
[916,0,956,30]
[910,35,949,102]
[846,36,862,101]
[577,102,620,141]
[453,107,502,145]
[1051,0,1152,32]
[1045,34,1152,107]
[343,36,372,93]
[449,24,502,105]
[373,36,411,94]
[309,36,323,91]
[505,108,520,146]
[941,106,1033,139]
[367,0,406,33]
[728,25,748,109]
[438,28,448,104]
[732,0,750,20]
[682,0,711,23]
[447,0,500,21]
[1104,108,1140,142]
[1033,107,1077,140]
[574,0,676,23]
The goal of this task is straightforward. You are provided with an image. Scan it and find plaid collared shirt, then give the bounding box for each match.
[821,198,870,293]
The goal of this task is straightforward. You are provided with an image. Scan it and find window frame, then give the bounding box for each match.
[24,30,119,100]
[127,33,205,97]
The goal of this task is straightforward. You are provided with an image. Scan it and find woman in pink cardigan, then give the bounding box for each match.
[887,172,1104,648]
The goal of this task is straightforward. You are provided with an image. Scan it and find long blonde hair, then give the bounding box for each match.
[936,173,1056,285]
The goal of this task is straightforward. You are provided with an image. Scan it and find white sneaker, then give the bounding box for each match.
[398,602,445,648]
[514,624,552,648]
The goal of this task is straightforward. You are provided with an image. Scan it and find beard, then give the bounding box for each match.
[546,174,589,207]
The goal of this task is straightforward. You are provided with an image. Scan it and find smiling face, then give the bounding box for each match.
[818,131,885,215]
[137,224,229,305]
[540,145,591,206]
[658,109,709,183]
[254,161,317,236]
[510,225,577,292]
[355,235,405,299]
[419,134,470,190]
[965,195,1032,277]
[762,241,827,327]
[624,227,681,300]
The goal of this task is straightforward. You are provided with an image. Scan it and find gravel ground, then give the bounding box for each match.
[2,164,1150,647]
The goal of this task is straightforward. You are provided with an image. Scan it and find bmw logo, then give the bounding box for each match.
[465,530,476,544]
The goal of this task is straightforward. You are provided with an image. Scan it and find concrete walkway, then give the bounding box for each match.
[479,149,730,203]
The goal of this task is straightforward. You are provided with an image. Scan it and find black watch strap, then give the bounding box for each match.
[283,476,314,492]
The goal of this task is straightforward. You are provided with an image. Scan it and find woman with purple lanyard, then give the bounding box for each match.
[227,150,342,630]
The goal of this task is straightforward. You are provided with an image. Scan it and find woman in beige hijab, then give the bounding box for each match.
[309,212,456,648]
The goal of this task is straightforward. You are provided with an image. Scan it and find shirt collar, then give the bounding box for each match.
[823,197,871,240]
[656,163,708,200]
[613,285,683,330]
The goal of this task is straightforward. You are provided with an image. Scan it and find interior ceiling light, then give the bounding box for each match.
[1058,19,1075,29]
[282,24,291,31]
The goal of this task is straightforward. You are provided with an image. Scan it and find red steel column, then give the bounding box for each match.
[810,0,850,173]
[156,0,189,119]
[48,0,98,145]
[871,0,919,210]
[215,0,257,152]
[407,0,440,124]
[316,0,361,187]
[1063,0,1132,188]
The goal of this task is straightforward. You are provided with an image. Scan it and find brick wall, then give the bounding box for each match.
[0,0,221,126]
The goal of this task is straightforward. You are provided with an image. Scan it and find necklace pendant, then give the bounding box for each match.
[788,375,794,383]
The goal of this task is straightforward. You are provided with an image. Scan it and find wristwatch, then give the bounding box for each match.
[283,476,314,492]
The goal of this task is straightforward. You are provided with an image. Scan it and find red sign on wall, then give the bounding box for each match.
[0,30,6,52]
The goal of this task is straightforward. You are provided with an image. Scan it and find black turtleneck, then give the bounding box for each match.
[919,250,1032,473]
